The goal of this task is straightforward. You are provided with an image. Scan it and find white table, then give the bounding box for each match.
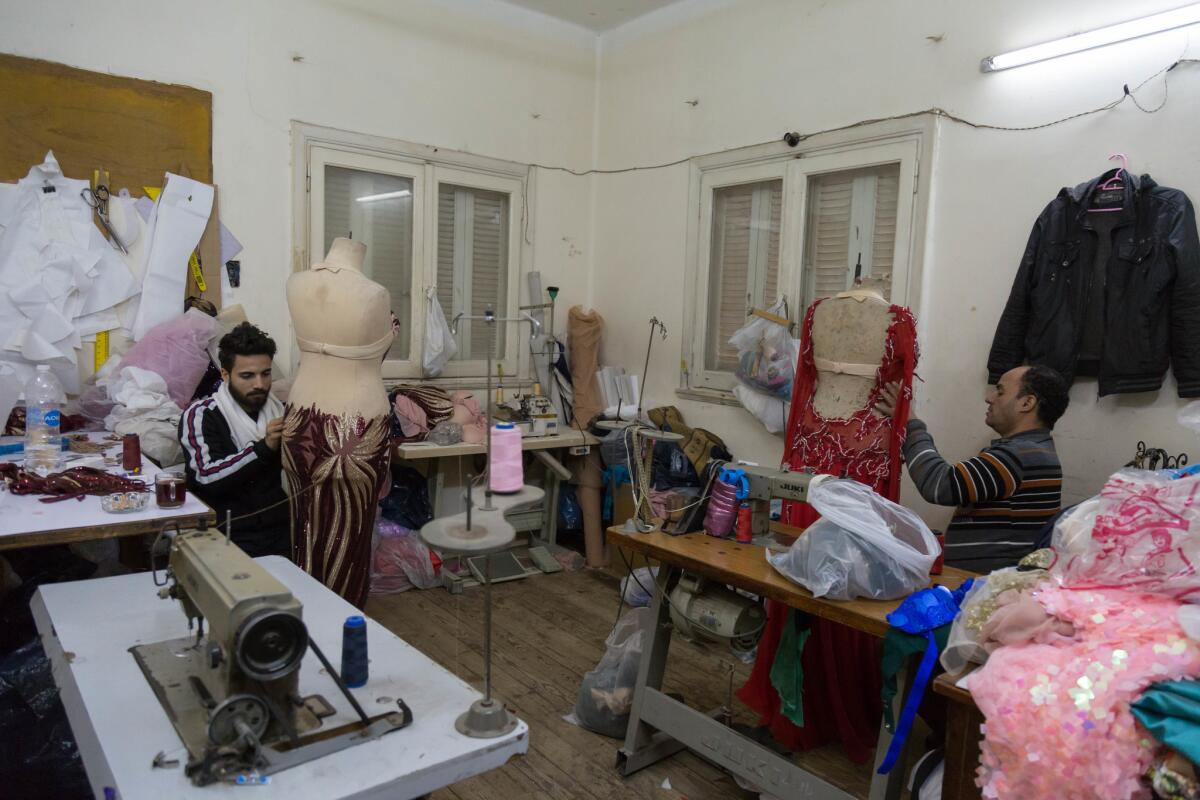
[394,429,598,546]
[33,556,529,800]
[1,434,214,550]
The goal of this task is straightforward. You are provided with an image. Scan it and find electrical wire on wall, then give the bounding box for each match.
[519,57,1199,242]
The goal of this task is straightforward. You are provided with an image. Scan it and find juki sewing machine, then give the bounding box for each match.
[735,464,830,536]
[130,526,412,786]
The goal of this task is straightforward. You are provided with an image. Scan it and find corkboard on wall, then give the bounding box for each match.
[0,53,218,300]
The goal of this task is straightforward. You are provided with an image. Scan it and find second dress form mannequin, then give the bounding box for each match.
[283,238,394,608]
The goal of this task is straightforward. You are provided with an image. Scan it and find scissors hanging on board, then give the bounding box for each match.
[80,185,128,254]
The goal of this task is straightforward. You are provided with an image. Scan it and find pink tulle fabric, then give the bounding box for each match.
[970,585,1200,800]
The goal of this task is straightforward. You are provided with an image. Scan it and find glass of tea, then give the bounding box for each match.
[155,470,187,508]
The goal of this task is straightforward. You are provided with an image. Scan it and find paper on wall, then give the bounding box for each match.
[0,152,140,394]
[131,173,214,340]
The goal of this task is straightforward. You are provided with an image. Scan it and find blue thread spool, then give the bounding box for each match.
[341,615,368,688]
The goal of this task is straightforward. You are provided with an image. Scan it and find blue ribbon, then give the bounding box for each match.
[877,630,941,775]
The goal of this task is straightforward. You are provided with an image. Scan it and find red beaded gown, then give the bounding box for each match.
[736,299,918,763]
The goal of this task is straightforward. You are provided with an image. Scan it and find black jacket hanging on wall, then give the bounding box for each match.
[987,171,1200,397]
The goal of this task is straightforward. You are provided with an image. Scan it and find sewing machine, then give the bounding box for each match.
[737,464,830,536]
[130,527,412,785]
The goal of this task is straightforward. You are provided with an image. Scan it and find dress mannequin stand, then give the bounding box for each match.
[738,279,918,763]
[283,238,394,608]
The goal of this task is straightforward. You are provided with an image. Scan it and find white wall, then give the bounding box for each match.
[6,0,1200,527]
[0,0,599,368]
[592,0,1200,525]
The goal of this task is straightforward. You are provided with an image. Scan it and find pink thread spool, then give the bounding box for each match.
[488,422,524,493]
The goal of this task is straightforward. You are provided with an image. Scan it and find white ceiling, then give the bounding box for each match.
[499,0,686,32]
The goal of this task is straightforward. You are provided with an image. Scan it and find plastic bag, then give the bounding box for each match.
[116,308,219,409]
[1053,469,1200,599]
[573,608,648,738]
[620,567,658,607]
[370,518,441,594]
[729,299,797,399]
[423,288,457,378]
[733,384,789,435]
[1050,496,1100,557]
[767,478,938,600]
[379,466,434,531]
[427,420,462,445]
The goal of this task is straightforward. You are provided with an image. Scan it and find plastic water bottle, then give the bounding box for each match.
[24,365,64,476]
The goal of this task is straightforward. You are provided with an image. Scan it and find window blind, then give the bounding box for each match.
[804,162,901,307]
[437,184,509,361]
[706,180,782,371]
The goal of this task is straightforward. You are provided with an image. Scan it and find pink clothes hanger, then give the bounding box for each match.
[1089,153,1129,213]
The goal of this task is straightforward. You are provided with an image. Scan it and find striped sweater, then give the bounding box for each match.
[902,420,1062,573]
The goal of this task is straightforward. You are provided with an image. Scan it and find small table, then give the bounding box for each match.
[609,526,974,800]
[394,429,598,546]
[933,669,983,800]
[33,555,529,800]
[2,436,214,551]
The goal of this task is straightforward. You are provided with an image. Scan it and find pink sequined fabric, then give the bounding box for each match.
[970,585,1200,800]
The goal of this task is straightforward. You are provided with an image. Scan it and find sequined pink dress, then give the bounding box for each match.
[969,585,1200,800]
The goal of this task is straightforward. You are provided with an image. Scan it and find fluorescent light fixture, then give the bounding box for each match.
[982,3,1200,72]
[355,190,411,203]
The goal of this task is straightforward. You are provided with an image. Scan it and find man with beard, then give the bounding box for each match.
[179,322,291,558]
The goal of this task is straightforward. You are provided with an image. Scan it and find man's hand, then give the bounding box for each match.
[264,417,284,451]
[874,381,901,419]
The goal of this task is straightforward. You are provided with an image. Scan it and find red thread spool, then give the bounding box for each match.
[121,434,142,474]
[736,502,753,543]
[931,532,945,575]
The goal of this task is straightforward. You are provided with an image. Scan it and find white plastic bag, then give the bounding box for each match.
[733,384,789,435]
[767,478,938,600]
[729,299,797,399]
[620,566,658,607]
[573,608,649,738]
[423,288,457,377]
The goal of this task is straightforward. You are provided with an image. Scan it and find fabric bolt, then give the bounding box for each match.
[283,405,391,608]
[970,586,1200,800]
[903,423,1062,573]
[1132,680,1200,768]
[568,307,604,428]
[739,301,917,764]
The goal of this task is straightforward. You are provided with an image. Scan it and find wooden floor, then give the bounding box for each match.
[365,562,874,800]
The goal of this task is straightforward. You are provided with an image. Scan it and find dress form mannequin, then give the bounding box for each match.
[739,277,918,762]
[282,238,394,607]
[810,280,890,419]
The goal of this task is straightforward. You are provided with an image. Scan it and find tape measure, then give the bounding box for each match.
[189,252,207,292]
[94,330,109,372]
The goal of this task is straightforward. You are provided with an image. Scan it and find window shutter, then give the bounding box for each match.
[322,166,352,256]
[707,186,753,371]
[870,164,900,296]
[705,180,782,372]
[437,189,456,322]
[762,181,783,306]
[469,190,508,360]
[807,174,853,303]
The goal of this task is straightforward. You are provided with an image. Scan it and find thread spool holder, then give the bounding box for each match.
[450,306,541,512]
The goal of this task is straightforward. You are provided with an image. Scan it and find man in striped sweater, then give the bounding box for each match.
[877,365,1069,574]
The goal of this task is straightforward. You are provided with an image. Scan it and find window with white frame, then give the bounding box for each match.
[296,124,528,380]
[683,125,930,395]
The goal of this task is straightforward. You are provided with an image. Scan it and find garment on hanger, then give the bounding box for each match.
[988,170,1200,396]
[737,299,918,763]
[283,406,391,608]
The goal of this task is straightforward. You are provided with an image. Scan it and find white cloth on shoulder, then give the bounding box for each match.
[213,380,284,450]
